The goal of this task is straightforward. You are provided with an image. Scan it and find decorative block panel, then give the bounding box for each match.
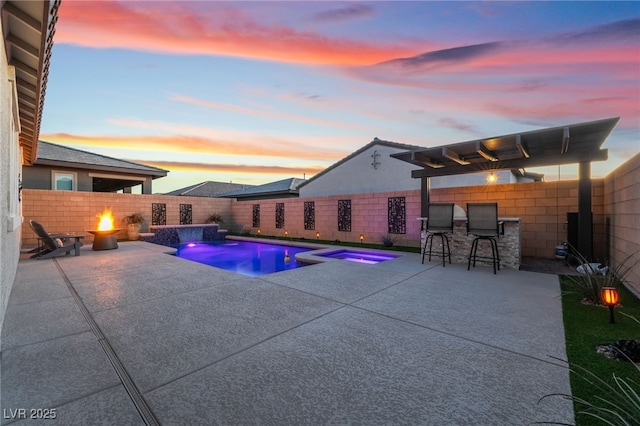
[275,203,285,229]
[388,197,406,234]
[180,204,193,225]
[304,201,315,230]
[152,203,166,225]
[338,199,351,232]
[252,204,260,227]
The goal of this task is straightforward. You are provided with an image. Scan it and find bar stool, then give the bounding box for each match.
[466,203,503,274]
[422,203,454,266]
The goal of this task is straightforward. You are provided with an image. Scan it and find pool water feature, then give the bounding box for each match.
[173,240,311,277]
[176,226,203,243]
[318,250,399,264]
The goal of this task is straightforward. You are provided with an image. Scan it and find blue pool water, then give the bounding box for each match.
[173,240,311,277]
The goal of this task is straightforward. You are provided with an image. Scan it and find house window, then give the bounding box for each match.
[52,171,77,191]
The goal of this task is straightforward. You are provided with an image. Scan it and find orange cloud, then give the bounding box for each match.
[137,160,324,176]
[56,1,424,66]
[39,132,347,162]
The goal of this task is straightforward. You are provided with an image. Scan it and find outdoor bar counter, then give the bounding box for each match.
[419,216,521,269]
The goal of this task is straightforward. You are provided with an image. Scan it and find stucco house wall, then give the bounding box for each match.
[0,61,22,345]
[299,140,537,198]
[299,142,421,197]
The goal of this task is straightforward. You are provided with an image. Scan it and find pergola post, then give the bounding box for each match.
[421,177,430,217]
[578,161,593,260]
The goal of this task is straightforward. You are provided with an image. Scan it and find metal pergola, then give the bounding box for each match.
[391,117,620,260]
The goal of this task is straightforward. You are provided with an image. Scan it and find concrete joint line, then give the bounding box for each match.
[53,259,160,426]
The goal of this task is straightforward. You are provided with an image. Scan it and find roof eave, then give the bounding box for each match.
[3,1,60,165]
[33,158,168,177]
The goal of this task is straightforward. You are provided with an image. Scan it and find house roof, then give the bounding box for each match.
[2,1,59,165]
[34,141,168,178]
[296,138,422,189]
[391,117,620,178]
[219,177,305,199]
[165,181,252,197]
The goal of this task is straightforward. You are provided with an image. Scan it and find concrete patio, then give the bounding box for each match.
[1,241,573,425]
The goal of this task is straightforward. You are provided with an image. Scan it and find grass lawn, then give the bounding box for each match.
[559,276,640,425]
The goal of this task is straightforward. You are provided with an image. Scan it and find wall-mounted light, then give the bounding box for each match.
[487,172,497,183]
[601,287,619,323]
[359,234,364,243]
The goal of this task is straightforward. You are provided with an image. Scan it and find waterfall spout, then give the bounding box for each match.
[177,227,203,243]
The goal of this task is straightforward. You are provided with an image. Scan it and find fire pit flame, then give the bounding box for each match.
[97,209,115,231]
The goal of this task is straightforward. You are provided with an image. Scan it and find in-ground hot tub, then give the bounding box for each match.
[316,250,400,264]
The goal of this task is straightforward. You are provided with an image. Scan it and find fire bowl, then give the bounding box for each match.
[88,229,121,251]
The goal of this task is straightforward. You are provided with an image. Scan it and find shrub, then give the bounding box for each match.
[563,247,638,305]
[381,234,398,247]
[206,213,224,224]
[123,212,145,225]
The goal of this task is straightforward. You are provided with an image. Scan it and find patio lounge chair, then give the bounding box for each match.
[29,220,84,259]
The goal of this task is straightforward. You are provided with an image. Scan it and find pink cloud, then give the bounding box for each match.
[56,1,423,65]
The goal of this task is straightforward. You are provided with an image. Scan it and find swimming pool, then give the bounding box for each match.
[317,250,399,264]
[173,240,311,277]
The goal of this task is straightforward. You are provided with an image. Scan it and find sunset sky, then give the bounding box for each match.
[39,1,640,194]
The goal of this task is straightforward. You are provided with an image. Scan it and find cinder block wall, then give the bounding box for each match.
[22,176,619,267]
[21,190,233,246]
[604,153,640,296]
[231,190,422,247]
[229,180,604,259]
[430,179,606,260]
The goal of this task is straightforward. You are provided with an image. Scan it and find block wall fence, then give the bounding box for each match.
[21,181,605,258]
[604,153,640,296]
[20,190,233,246]
[428,179,606,261]
[230,190,423,247]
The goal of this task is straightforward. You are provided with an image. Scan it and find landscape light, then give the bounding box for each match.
[316,232,320,240]
[601,287,619,324]
[360,234,364,243]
